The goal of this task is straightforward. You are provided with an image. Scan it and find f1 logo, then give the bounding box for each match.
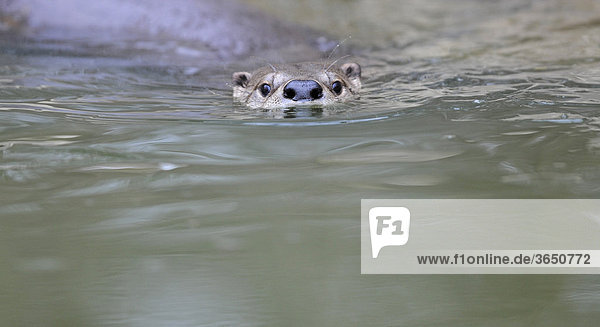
[369,207,411,258]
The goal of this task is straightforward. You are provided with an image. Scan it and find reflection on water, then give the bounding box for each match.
[2,0,600,326]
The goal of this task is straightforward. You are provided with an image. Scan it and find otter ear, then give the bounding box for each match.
[340,62,361,79]
[232,72,252,88]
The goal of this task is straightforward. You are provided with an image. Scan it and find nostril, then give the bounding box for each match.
[283,87,296,99]
[284,80,322,101]
[310,85,323,100]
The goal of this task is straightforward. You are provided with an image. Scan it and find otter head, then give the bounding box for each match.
[232,62,361,109]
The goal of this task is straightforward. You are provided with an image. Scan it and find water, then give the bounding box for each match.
[2,0,600,325]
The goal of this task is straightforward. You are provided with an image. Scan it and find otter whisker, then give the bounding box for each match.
[204,87,219,95]
[325,55,350,73]
[322,35,352,70]
[242,88,255,103]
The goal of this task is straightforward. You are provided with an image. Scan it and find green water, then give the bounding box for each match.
[2,0,600,325]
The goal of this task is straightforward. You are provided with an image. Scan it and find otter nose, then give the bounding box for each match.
[283,80,323,101]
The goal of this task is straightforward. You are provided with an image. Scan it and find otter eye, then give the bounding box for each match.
[259,83,271,97]
[332,81,343,95]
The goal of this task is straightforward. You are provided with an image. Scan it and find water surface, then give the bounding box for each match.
[2,0,600,325]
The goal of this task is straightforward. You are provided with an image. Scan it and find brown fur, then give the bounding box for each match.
[233,62,361,109]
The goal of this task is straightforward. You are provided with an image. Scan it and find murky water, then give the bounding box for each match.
[2,0,600,325]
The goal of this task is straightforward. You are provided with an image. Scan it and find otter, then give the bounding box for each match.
[232,61,361,109]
